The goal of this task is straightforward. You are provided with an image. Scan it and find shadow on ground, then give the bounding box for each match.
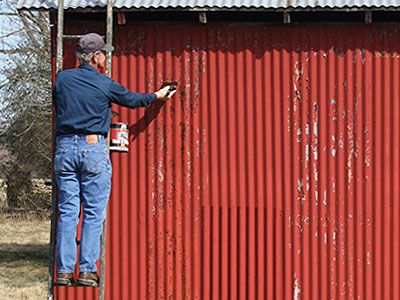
[0,243,48,289]
[0,243,48,265]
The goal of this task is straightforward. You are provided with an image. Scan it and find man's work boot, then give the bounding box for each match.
[77,272,99,287]
[55,273,74,286]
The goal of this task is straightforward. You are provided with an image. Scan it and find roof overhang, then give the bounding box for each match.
[16,0,400,11]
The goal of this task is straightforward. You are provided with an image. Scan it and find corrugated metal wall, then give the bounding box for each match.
[52,22,400,299]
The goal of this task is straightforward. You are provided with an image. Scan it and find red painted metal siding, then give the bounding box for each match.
[52,22,400,299]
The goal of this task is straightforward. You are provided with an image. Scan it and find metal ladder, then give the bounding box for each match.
[48,0,113,299]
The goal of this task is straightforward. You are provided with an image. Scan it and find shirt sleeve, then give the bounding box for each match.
[108,79,157,108]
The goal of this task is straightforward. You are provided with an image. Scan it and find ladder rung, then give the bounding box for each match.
[63,34,106,40]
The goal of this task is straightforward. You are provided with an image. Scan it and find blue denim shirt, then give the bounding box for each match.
[53,64,157,137]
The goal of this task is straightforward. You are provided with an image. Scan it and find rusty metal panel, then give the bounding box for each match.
[52,22,400,299]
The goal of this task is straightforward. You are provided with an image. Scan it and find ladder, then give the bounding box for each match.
[48,0,113,299]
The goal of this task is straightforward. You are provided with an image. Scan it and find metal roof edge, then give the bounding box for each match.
[17,5,400,11]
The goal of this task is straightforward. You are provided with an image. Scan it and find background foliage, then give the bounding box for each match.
[0,1,52,210]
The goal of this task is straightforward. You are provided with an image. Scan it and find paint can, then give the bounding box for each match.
[109,122,129,152]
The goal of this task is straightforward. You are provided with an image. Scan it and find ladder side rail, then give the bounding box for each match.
[100,1,113,299]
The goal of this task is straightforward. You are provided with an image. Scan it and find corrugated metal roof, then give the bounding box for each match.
[17,0,400,10]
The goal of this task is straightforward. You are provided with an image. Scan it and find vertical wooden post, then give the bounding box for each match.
[56,0,64,73]
[48,1,64,299]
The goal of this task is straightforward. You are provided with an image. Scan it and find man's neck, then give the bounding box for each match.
[89,62,98,69]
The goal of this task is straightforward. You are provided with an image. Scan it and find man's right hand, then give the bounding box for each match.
[155,85,177,101]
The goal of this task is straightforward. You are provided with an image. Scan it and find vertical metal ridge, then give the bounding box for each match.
[338,30,344,297]
[194,29,203,299]
[203,28,211,299]
[281,35,289,300]
[392,43,400,300]
[278,46,286,299]
[365,44,373,300]
[121,54,129,300]
[319,28,328,300]
[380,47,385,300]
[383,43,393,300]
[199,27,208,300]
[345,44,353,299]
[173,28,181,298]
[115,57,123,300]
[260,50,267,300]
[264,43,274,300]
[292,30,299,299]
[182,31,190,299]
[387,47,394,300]
[310,32,317,300]
[214,37,221,299]
[220,43,228,300]
[246,45,256,300]
[153,34,162,300]
[225,32,233,300]
[356,31,364,299]
[236,29,246,300]
[128,52,135,300]
[186,35,193,299]
[253,41,264,300]
[306,37,311,300]
[127,52,137,300]
[372,47,379,300]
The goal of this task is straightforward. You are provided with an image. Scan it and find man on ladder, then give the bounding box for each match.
[52,32,176,287]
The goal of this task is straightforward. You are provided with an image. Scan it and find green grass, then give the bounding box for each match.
[0,213,50,300]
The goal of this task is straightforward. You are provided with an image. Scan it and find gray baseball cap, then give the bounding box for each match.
[77,33,114,54]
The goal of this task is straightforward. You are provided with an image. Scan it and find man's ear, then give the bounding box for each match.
[91,52,98,64]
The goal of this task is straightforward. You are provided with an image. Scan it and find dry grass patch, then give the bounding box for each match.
[0,213,50,300]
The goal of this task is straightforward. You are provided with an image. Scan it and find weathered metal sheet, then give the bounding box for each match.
[52,22,400,299]
[18,0,400,10]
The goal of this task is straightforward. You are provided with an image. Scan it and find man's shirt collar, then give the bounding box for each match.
[79,64,97,71]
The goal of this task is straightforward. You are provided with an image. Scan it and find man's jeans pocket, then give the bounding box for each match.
[82,145,108,174]
[54,148,69,174]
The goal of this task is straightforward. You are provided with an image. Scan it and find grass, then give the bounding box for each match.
[0,213,50,300]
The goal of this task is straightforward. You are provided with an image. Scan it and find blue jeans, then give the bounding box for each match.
[54,134,112,273]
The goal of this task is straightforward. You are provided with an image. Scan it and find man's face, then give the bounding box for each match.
[93,50,106,69]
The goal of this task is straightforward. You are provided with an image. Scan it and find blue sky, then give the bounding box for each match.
[0,1,26,79]
[0,2,22,121]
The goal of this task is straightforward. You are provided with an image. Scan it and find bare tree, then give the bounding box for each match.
[0,1,52,209]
